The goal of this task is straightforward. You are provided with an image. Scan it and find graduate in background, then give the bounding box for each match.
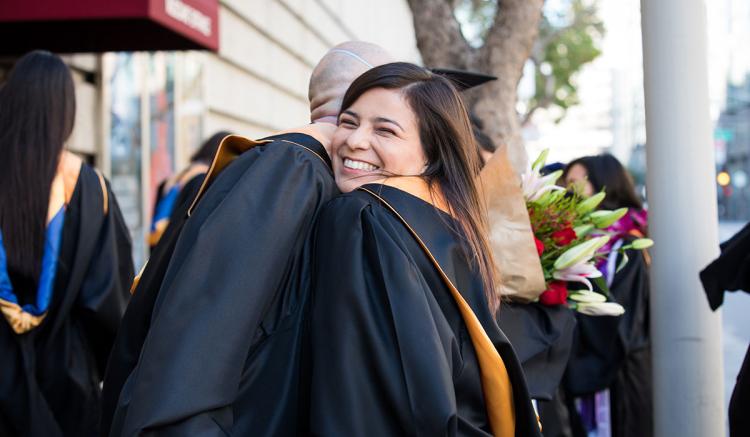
[701,221,750,437]
[308,62,540,437]
[0,51,133,437]
[147,130,230,250]
[561,154,652,437]
[102,41,394,437]
[442,68,577,427]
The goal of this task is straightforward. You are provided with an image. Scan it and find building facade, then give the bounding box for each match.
[1,0,420,266]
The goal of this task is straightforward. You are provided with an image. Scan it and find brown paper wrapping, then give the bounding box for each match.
[479,147,546,302]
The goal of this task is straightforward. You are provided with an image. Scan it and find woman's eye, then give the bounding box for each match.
[376,127,395,135]
[339,118,357,127]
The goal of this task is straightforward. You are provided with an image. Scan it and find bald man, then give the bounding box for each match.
[102,42,394,437]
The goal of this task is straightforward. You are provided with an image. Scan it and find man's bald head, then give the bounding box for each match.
[309,41,394,123]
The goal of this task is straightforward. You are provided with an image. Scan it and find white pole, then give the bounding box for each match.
[640,1,725,436]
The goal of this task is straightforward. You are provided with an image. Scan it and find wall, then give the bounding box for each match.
[71,0,420,266]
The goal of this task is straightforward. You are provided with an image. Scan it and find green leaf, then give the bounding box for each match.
[591,208,628,228]
[576,192,606,214]
[554,236,610,270]
[616,251,629,274]
[573,224,594,238]
[591,275,610,294]
[631,238,654,250]
[532,149,550,172]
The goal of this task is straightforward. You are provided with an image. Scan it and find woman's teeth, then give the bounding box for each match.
[343,158,378,172]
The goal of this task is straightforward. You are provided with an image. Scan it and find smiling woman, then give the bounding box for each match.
[333,87,426,192]
[308,62,541,437]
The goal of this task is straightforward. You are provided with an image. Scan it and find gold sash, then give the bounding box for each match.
[359,183,516,437]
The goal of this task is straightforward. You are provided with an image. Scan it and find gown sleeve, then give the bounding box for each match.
[116,143,335,436]
[100,175,204,436]
[309,197,469,437]
[564,246,648,396]
[75,178,134,377]
[496,302,576,401]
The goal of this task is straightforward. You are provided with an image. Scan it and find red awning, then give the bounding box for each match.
[0,0,219,55]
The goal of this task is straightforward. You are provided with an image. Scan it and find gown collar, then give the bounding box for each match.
[360,180,457,256]
[188,132,330,216]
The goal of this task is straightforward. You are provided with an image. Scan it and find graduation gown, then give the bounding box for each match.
[699,221,750,437]
[148,164,209,250]
[0,163,133,437]
[308,184,540,437]
[105,132,337,437]
[563,246,652,437]
[100,174,203,435]
[700,220,750,310]
[496,303,576,401]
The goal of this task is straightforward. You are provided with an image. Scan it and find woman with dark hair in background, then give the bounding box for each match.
[148,130,230,249]
[0,51,133,436]
[559,153,652,437]
[308,62,540,437]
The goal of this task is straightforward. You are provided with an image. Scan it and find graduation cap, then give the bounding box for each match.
[430,68,497,91]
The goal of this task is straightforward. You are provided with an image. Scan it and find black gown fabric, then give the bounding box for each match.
[496,303,576,401]
[105,132,337,437]
[0,164,133,437]
[100,174,203,435]
[308,184,541,437]
[562,246,652,437]
[700,221,750,310]
[699,221,750,437]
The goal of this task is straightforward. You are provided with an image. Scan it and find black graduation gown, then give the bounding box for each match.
[308,184,540,437]
[106,132,337,437]
[562,246,652,437]
[496,303,576,401]
[100,174,203,435]
[699,221,750,437]
[700,220,750,310]
[0,164,133,437]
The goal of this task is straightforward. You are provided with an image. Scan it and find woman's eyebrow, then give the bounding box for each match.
[374,117,404,132]
[341,110,359,119]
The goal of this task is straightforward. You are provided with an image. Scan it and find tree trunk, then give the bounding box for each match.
[406,0,544,173]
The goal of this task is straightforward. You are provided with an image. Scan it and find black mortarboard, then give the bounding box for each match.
[430,68,497,91]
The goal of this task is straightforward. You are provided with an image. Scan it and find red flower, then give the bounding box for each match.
[534,237,545,256]
[539,281,568,305]
[552,227,577,246]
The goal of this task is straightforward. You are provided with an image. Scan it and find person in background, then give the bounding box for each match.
[0,50,133,436]
[559,153,652,437]
[701,221,750,437]
[148,130,230,250]
[472,129,576,434]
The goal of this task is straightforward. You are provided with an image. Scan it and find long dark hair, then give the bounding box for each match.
[0,51,75,296]
[189,130,231,164]
[563,154,643,210]
[340,62,499,311]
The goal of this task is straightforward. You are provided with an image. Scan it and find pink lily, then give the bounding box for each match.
[552,260,602,292]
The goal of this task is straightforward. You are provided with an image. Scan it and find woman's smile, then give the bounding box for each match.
[341,157,379,173]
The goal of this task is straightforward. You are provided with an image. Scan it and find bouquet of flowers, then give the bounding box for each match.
[522,150,654,316]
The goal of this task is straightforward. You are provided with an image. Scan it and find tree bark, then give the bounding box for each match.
[405,0,477,69]
[407,0,544,173]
